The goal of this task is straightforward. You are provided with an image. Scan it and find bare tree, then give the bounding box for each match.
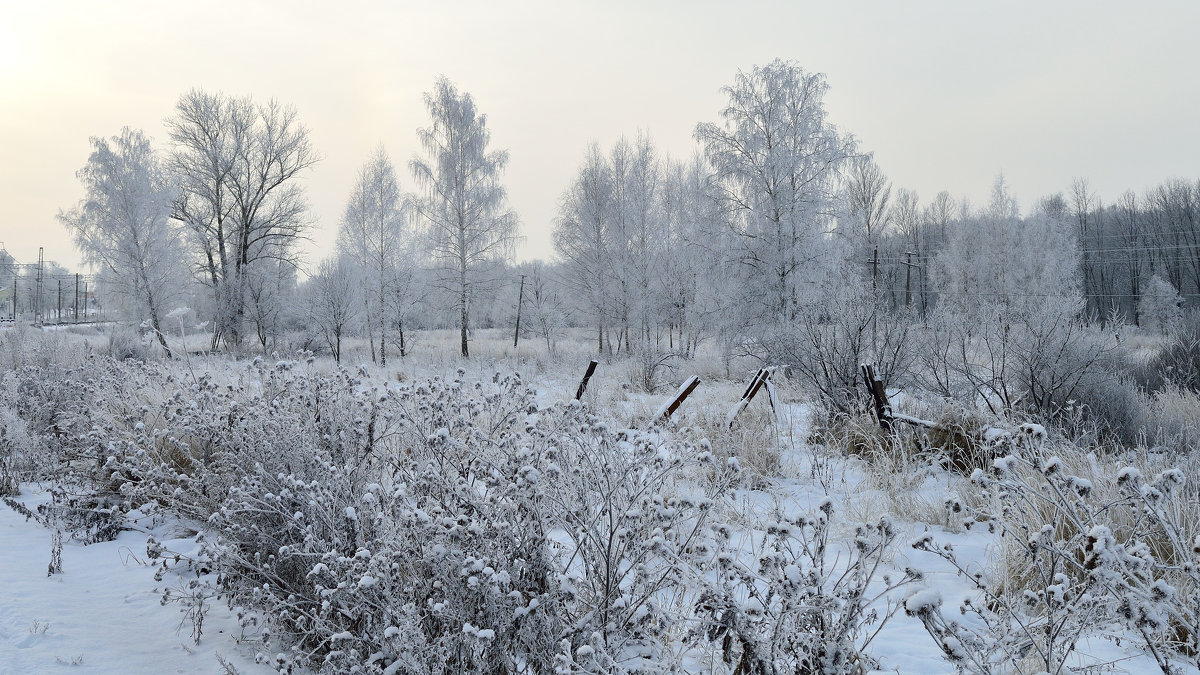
[1071,177,1109,317]
[306,257,359,363]
[167,90,317,351]
[59,127,185,356]
[844,155,892,249]
[409,78,518,358]
[245,256,294,353]
[1116,190,1145,323]
[338,146,409,365]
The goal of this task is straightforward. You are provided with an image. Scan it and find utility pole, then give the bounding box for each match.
[871,246,879,295]
[57,278,62,323]
[858,247,883,344]
[83,281,88,321]
[870,247,879,344]
[900,251,922,309]
[36,247,44,324]
[513,274,526,348]
[74,274,80,323]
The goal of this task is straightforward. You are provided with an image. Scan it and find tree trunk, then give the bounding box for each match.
[147,290,172,359]
[379,285,387,367]
[459,244,470,357]
[460,288,469,358]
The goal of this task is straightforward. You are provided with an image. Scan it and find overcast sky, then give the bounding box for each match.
[2,1,1198,273]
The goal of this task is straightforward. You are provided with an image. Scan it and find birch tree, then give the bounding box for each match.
[933,175,1081,322]
[554,143,615,354]
[409,78,518,358]
[167,90,316,351]
[338,146,408,365]
[59,127,185,356]
[695,59,857,327]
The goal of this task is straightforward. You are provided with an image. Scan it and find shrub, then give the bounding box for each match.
[1143,386,1200,452]
[760,276,913,416]
[693,499,919,674]
[910,440,1200,674]
[1137,317,1200,395]
[925,404,994,476]
[105,324,158,361]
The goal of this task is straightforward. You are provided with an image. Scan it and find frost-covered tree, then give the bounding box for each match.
[934,175,1081,323]
[609,134,663,348]
[0,249,15,320]
[338,146,410,365]
[515,261,569,354]
[696,59,856,327]
[555,136,683,355]
[554,143,615,353]
[659,154,726,356]
[1139,274,1183,336]
[167,90,317,351]
[306,257,359,363]
[843,155,892,250]
[889,188,926,311]
[409,78,519,358]
[59,127,186,356]
[244,256,295,353]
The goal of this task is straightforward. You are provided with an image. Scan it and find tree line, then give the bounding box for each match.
[58,60,1199,364]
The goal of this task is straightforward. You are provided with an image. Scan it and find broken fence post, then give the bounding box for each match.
[575,360,599,400]
[859,363,893,431]
[656,375,700,423]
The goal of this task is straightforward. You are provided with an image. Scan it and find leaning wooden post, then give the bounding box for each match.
[859,363,892,431]
[575,360,599,400]
[657,375,700,423]
[740,368,766,400]
[727,369,769,428]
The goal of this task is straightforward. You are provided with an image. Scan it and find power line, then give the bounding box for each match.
[873,286,1200,300]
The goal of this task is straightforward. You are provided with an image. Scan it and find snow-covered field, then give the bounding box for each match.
[0,487,269,674]
[0,426,1163,675]
[0,327,1195,674]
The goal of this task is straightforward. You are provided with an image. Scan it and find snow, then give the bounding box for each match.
[903,587,942,614]
[0,354,1183,674]
[0,487,271,674]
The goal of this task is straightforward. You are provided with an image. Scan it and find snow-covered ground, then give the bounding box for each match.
[0,353,1179,674]
[0,487,270,675]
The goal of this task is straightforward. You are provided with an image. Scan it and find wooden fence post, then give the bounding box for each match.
[860,363,892,431]
[727,368,770,428]
[656,375,700,423]
[575,360,599,400]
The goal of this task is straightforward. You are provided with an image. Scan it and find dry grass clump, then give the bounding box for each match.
[976,441,1200,653]
[681,402,781,488]
[1142,385,1200,451]
[926,405,995,475]
[808,411,892,460]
